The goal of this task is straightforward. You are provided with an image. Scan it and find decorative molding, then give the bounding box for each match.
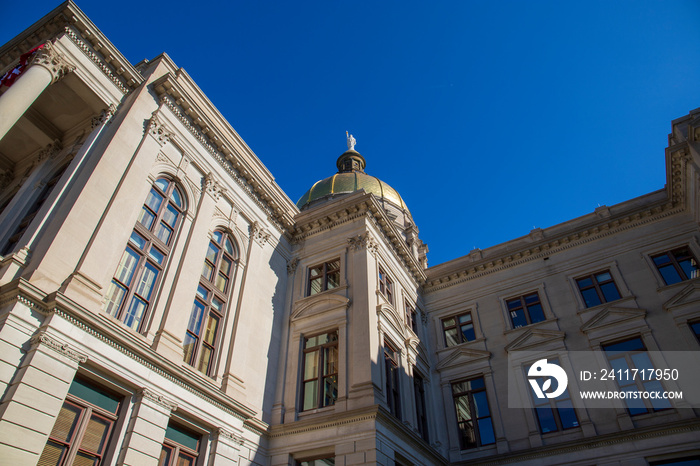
[348,233,378,256]
[216,428,245,445]
[140,387,178,412]
[91,104,117,128]
[63,26,131,94]
[203,173,226,201]
[30,41,75,84]
[287,257,299,275]
[250,221,271,246]
[504,328,566,352]
[148,112,172,146]
[31,331,88,364]
[35,139,62,164]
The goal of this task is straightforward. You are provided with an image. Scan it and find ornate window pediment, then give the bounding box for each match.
[663,281,700,312]
[436,346,490,371]
[292,291,349,322]
[504,328,565,352]
[580,306,647,334]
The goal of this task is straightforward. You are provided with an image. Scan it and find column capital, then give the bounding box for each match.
[139,387,178,412]
[30,42,75,84]
[203,172,226,201]
[31,331,88,364]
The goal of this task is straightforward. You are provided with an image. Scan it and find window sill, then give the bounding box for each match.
[576,295,636,315]
[504,317,558,335]
[297,405,335,418]
[655,276,700,293]
[437,337,486,355]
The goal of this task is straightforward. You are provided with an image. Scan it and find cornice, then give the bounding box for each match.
[293,192,427,284]
[152,74,297,236]
[424,201,681,294]
[0,279,267,436]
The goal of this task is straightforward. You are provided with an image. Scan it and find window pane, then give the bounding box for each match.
[458,421,476,448]
[510,309,527,328]
[79,414,110,454]
[206,242,219,265]
[659,265,682,285]
[444,328,459,347]
[327,270,340,289]
[164,423,200,451]
[600,282,620,302]
[652,254,671,266]
[201,261,214,281]
[679,257,698,280]
[442,317,456,328]
[124,297,147,330]
[577,277,593,289]
[159,445,173,466]
[309,266,323,278]
[137,207,156,230]
[323,374,338,406]
[148,247,165,265]
[115,247,140,286]
[528,303,545,323]
[196,285,209,301]
[324,345,337,375]
[477,418,495,445]
[136,263,159,300]
[211,296,224,313]
[73,452,99,466]
[104,282,127,317]
[220,257,232,276]
[215,273,228,293]
[622,386,648,415]
[524,293,539,305]
[458,314,472,324]
[473,391,490,417]
[68,379,121,414]
[631,352,653,372]
[183,334,196,364]
[170,187,183,209]
[155,222,173,245]
[555,399,579,428]
[507,299,521,310]
[197,346,212,373]
[224,237,234,255]
[461,323,475,342]
[309,277,323,295]
[604,338,644,353]
[581,288,602,307]
[644,380,672,410]
[144,188,163,214]
[38,440,67,466]
[154,178,169,192]
[203,315,219,345]
[50,403,82,442]
[128,231,147,250]
[303,380,319,410]
[455,395,472,422]
[304,351,319,380]
[536,406,557,433]
[176,454,195,466]
[212,231,223,243]
[470,378,485,390]
[188,301,205,334]
[596,272,613,282]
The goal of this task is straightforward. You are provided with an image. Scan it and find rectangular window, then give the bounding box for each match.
[384,340,401,419]
[296,459,335,466]
[652,248,699,285]
[378,267,394,305]
[442,312,476,347]
[527,358,579,433]
[603,337,672,415]
[414,373,429,441]
[506,292,546,328]
[302,331,338,411]
[308,260,340,295]
[38,377,122,466]
[452,377,495,449]
[159,422,201,466]
[576,270,621,308]
[405,302,418,333]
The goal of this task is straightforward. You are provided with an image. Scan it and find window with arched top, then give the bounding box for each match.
[183,229,238,376]
[103,177,185,332]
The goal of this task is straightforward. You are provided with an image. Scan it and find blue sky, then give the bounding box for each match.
[3,1,700,266]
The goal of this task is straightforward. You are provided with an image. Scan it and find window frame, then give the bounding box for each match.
[384,339,401,419]
[451,376,495,450]
[301,330,339,411]
[378,266,394,305]
[183,229,237,376]
[575,270,622,308]
[103,177,185,333]
[159,422,201,466]
[651,247,699,286]
[526,358,579,433]
[413,371,429,442]
[405,301,418,334]
[506,292,546,329]
[307,259,340,296]
[441,312,476,347]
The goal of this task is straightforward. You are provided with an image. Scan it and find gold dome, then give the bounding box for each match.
[296,149,410,213]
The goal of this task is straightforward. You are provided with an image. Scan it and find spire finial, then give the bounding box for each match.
[346,131,356,151]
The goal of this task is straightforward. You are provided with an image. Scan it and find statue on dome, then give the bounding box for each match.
[346,131,356,151]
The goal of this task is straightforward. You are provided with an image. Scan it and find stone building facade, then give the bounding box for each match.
[0,2,698,465]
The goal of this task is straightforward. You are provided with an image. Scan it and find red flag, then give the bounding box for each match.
[0,44,45,88]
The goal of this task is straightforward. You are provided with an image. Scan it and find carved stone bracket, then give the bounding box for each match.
[216,427,245,445]
[0,169,13,190]
[250,221,271,246]
[31,331,88,364]
[140,387,178,412]
[31,42,75,84]
[148,112,172,146]
[91,104,117,129]
[203,173,226,201]
[35,139,62,165]
[347,233,378,256]
[287,258,299,275]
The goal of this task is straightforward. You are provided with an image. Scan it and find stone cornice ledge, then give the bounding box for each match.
[0,278,267,436]
[425,199,680,294]
[462,418,700,465]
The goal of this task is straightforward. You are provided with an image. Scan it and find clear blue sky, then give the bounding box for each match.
[3,1,700,266]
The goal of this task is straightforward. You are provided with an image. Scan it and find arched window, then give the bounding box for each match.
[103,177,185,332]
[183,229,238,376]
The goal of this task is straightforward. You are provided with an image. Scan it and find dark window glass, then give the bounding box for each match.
[506,292,546,328]
[384,340,401,419]
[452,377,495,449]
[652,248,699,285]
[691,321,700,344]
[576,271,621,308]
[442,312,475,347]
[378,267,394,305]
[528,358,579,433]
[603,337,672,415]
[413,373,429,441]
[104,178,185,333]
[308,260,340,296]
[302,331,338,411]
[405,302,418,333]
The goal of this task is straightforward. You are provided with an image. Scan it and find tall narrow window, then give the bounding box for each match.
[103,177,185,332]
[452,377,495,449]
[307,259,340,295]
[414,372,429,441]
[384,340,401,419]
[652,248,699,285]
[183,230,237,375]
[301,331,338,411]
[1,163,69,255]
[159,422,201,466]
[405,302,418,333]
[603,337,672,415]
[38,377,122,466]
[576,270,621,308]
[527,358,579,433]
[378,267,394,305]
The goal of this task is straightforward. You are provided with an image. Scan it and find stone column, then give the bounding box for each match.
[0,331,87,465]
[0,43,74,142]
[118,388,177,466]
[207,428,244,466]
